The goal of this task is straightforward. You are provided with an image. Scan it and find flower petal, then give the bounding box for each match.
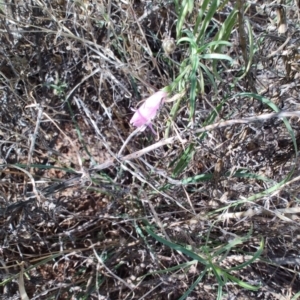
[130,109,148,127]
[129,90,167,129]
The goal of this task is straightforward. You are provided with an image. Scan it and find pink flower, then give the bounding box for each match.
[130,90,167,133]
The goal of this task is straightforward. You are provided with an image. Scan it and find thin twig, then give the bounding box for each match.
[8,164,41,202]
[26,104,43,169]
[89,241,137,291]
[41,111,84,172]
[117,127,142,157]
[267,34,291,59]
[92,110,300,171]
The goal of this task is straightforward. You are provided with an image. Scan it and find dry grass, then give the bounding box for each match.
[0,0,300,299]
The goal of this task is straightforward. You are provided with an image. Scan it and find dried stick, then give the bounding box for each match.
[92,110,300,171]
[27,104,43,168]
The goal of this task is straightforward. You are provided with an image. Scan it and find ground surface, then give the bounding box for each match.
[0,0,300,299]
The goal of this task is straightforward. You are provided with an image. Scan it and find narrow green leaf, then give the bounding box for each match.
[229,239,264,271]
[197,40,231,53]
[226,273,260,291]
[177,0,190,38]
[178,268,208,300]
[177,36,196,46]
[139,260,198,280]
[194,0,211,36]
[197,0,221,44]
[187,0,194,14]
[171,143,195,177]
[237,92,297,155]
[143,220,209,265]
[181,173,213,184]
[201,53,233,62]
[199,62,217,93]
[164,90,184,138]
[291,291,300,300]
[189,73,197,119]
[235,18,254,80]
[212,7,238,52]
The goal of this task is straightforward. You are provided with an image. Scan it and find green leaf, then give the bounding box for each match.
[197,40,232,53]
[189,73,197,120]
[212,6,238,52]
[187,0,194,14]
[237,92,297,155]
[143,220,208,265]
[229,239,264,271]
[194,0,212,37]
[226,273,260,291]
[171,143,195,177]
[181,173,213,184]
[201,53,233,62]
[177,0,192,38]
[234,18,254,80]
[196,0,221,44]
[291,291,300,300]
[178,268,207,300]
[199,62,217,93]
